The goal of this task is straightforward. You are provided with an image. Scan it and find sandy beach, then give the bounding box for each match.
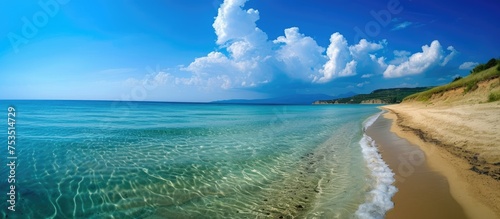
[367,115,467,219]
[381,102,500,218]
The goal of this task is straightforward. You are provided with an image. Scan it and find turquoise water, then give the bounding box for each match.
[0,100,394,218]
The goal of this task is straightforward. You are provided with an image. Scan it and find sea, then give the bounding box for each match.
[0,100,396,219]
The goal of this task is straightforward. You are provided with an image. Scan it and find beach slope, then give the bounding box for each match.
[381,69,500,218]
[383,102,500,218]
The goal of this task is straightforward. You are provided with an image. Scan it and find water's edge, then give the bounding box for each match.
[355,111,397,219]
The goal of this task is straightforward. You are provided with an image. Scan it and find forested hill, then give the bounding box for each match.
[313,87,432,104]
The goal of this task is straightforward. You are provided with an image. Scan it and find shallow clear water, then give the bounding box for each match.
[0,100,390,218]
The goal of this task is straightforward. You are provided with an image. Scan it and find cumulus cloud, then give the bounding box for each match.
[183,0,390,87]
[313,35,386,83]
[211,0,270,62]
[314,33,356,83]
[182,0,272,89]
[183,51,271,89]
[273,27,326,80]
[369,54,388,71]
[213,0,267,47]
[185,52,234,75]
[390,50,411,65]
[349,39,386,59]
[459,61,479,70]
[135,0,458,94]
[383,40,456,78]
[441,46,458,66]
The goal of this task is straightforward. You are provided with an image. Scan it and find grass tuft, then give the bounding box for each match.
[463,80,479,94]
[488,91,500,102]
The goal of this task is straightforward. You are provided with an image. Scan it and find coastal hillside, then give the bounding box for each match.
[313,87,432,104]
[404,58,500,104]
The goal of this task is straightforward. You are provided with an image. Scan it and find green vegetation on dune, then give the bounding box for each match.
[405,58,500,102]
[488,91,500,102]
[452,76,463,82]
[470,58,500,74]
[315,87,432,104]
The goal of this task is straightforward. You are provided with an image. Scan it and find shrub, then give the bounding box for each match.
[488,91,500,102]
[471,64,485,74]
[452,76,462,82]
[471,58,500,74]
[485,58,497,69]
[464,80,478,93]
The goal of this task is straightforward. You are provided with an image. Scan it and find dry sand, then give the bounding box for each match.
[382,102,500,218]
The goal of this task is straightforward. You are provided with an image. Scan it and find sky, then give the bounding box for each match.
[1,0,499,102]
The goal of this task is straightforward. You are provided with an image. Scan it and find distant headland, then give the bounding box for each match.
[313,87,432,105]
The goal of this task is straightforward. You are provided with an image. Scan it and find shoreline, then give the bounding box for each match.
[380,104,500,218]
[367,113,467,218]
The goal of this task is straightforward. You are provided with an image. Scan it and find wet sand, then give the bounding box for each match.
[367,115,467,219]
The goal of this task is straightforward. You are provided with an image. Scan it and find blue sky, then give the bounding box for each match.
[1,0,499,102]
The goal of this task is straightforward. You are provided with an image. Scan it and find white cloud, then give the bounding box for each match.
[349,40,387,78]
[390,50,411,65]
[391,21,413,31]
[370,54,388,69]
[182,51,270,89]
[212,0,269,62]
[349,39,385,59]
[213,0,267,47]
[441,46,458,66]
[215,75,232,89]
[357,81,370,87]
[313,32,386,83]
[141,0,457,93]
[175,76,203,87]
[227,41,252,60]
[459,61,479,70]
[125,72,172,88]
[383,40,444,78]
[184,52,237,75]
[314,32,356,83]
[189,3,389,87]
[273,27,326,80]
[182,0,272,89]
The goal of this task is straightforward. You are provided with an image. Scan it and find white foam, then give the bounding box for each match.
[355,111,398,219]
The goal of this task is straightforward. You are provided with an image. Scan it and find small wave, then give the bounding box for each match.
[355,111,398,219]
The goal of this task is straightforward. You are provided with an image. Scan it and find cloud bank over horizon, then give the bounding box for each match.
[127,0,458,94]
